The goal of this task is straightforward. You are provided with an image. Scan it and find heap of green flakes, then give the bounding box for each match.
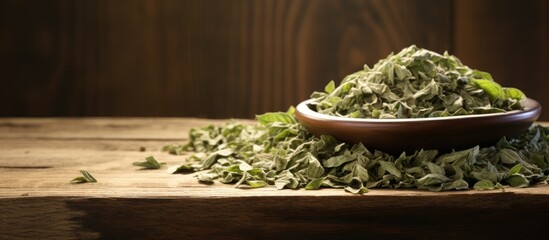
[311,45,524,118]
[166,46,549,193]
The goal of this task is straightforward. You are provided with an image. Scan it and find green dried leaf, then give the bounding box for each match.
[246,180,267,188]
[133,156,166,170]
[471,171,499,183]
[413,79,439,100]
[305,178,324,190]
[198,173,217,183]
[239,162,253,172]
[442,179,469,191]
[426,162,445,175]
[324,80,336,94]
[379,161,402,178]
[344,178,369,194]
[344,185,369,194]
[334,142,346,152]
[202,149,234,169]
[495,182,506,191]
[508,164,523,175]
[162,144,186,155]
[413,150,438,165]
[172,164,195,174]
[323,155,355,168]
[474,179,495,190]
[471,70,493,81]
[470,79,505,100]
[504,87,525,100]
[499,149,520,165]
[418,174,450,186]
[71,170,97,184]
[256,112,295,126]
[305,154,325,179]
[274,178,289,189]
[506,174,529,188]
[274,171,300,189]
[353,165,370,182]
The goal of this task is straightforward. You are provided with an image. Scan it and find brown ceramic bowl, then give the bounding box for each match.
[295,98,541,154]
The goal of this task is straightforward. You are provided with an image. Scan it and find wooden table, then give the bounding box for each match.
[1,118,548,239]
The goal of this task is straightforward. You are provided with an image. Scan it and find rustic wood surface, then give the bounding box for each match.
[1,118,549,239]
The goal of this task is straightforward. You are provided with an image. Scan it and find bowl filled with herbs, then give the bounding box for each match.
[295,46,541,153]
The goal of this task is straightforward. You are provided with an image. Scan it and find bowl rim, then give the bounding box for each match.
[296,98,540,123]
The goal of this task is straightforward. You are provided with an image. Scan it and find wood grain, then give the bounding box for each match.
[3,194,549,240]
[0,0,74,116]
[0,0,453,119]
[0,117,253,140]
[1,118,549,239]
[454,0,549,120]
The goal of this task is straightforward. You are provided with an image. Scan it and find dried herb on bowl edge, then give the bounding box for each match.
[163,45,547,193]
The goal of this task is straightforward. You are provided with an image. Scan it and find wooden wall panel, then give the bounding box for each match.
[454,0,549,120]
[5,0,546,120]
[0,0,452,118]
[0,0,74,116]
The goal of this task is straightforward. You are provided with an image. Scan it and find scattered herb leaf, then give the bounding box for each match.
[133,156,166,170]
[172,163,195,174]
[71,170,97,184]
[473,179,495,190]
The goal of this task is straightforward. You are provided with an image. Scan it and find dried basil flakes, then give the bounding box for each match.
[311,45,524,119]
[167,46,547,193]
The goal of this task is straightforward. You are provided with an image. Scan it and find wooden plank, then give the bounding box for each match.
[2,193,549,239]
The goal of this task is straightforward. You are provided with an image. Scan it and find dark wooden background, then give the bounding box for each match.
[1,0,548,120]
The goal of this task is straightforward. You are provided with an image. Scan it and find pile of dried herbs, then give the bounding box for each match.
[165,46,548,193]
[310,45,524,118]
